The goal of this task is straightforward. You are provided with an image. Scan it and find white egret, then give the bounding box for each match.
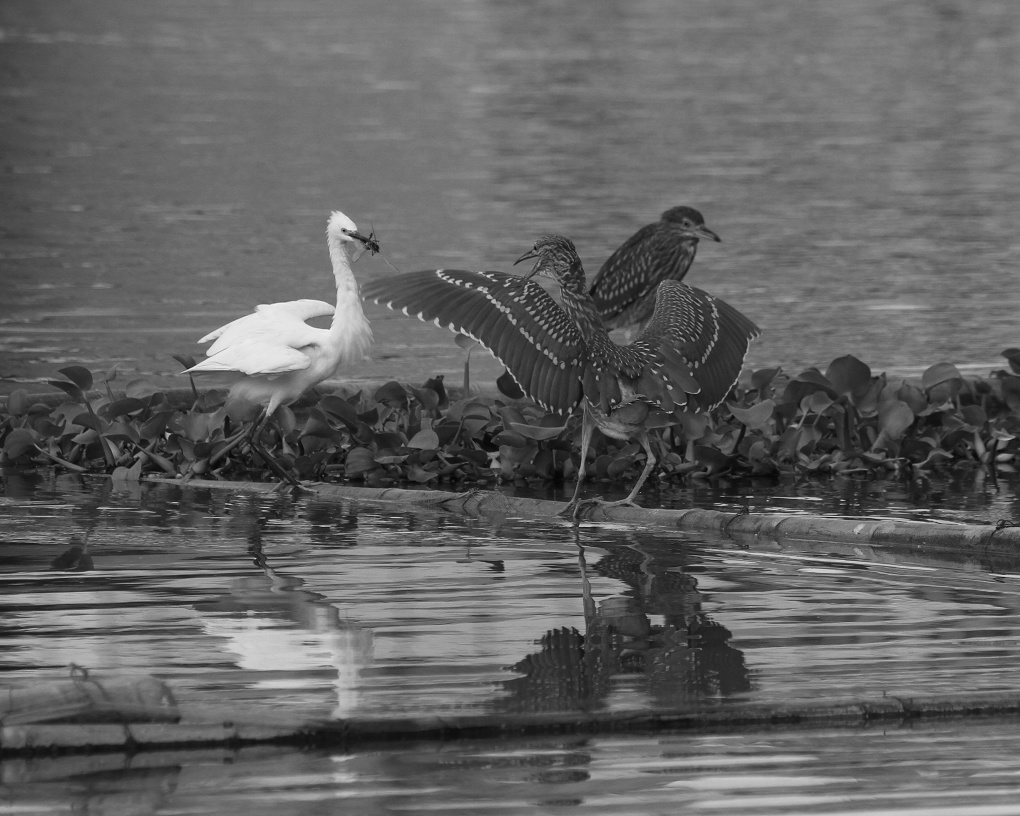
[185,210,377,486]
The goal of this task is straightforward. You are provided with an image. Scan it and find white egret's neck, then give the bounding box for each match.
[327,230,359,302]
[325,225,373,360]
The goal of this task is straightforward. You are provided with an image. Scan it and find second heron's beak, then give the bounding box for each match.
[693,224,721,243]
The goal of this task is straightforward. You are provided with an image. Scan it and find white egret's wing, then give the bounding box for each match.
[189,299,333,375]
[197,299,334,343]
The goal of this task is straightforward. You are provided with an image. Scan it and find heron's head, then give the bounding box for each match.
[327,210,380,255]
[661,206,721,243]
[515,235,581,282]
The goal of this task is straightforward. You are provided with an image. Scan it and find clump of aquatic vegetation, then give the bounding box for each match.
[2,354,1019,486]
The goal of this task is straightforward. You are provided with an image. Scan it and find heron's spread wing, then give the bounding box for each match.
[639,281,761,410]
[190,299,333,376]
[362,269,586,415]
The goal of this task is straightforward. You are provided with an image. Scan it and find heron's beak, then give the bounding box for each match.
[693,224,721,243]
[514,248,541,279]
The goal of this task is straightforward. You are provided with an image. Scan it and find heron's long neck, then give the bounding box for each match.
[675,241,697,278]
[555,262,615,353]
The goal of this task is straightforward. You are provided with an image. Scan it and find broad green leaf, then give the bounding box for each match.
[140,448,177,476]
[139,411,171,441]
[825,355,871,397]
[105,398,147,418]
[374,451,409,465]
[72,411,103,432]
[407,429,440,450]
[3,428,39,459]
[607,454,637,479]
[493,429,528,448]
[750,367,782,392]
[48,380,84,402]
[344,446,378,477]
[497,406,528,426]
[5,389,31,416]
[409,386,440,414]
[800,391,834,415]
[103,421,140,445]
[878,399,915,440]
[58,366,93,391]
[301,407,343,440]
[921,362,962,391]
[693,445,731,473]
[961,404,987,428]
[454,333,478,351]
[728,399,775,430]
[373,381,408,405]
[794,368,837,396]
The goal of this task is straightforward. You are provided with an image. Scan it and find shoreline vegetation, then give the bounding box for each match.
[2,354,1018,497]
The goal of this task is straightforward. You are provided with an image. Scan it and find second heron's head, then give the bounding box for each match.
[661,206,721,244]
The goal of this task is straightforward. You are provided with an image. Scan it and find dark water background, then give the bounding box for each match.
[2,0,1019,397]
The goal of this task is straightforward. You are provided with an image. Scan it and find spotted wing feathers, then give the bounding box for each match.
[362,270,586,415]
[640,281,761,410]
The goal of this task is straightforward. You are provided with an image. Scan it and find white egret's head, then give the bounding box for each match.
[327,210,380,258]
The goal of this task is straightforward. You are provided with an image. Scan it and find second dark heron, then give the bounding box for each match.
[589,205,721,331]
[362,235,760,516]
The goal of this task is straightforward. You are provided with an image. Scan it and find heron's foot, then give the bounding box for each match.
[598,497,642,511]
[272,479,318,496]
[559,496,641,520]
[559,497,603,520]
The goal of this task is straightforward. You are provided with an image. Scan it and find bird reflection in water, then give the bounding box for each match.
[494,530,750,714]
[49,532,94,571]
[194,520,371,719]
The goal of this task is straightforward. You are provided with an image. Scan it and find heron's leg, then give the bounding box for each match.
[561,409,595,519]
[601,430,656,509]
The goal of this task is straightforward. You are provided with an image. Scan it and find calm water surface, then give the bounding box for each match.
[1,0,1019,396]
[8,722,1020,815]
[4,475,1020,811]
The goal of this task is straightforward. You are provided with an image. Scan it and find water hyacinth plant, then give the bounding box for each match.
[2,353,1018,487]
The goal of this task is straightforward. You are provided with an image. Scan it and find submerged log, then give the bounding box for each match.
[0,665,179,726]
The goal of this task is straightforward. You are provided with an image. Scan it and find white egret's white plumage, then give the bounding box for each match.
[187,211,375,416]
[184,210,376,484]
